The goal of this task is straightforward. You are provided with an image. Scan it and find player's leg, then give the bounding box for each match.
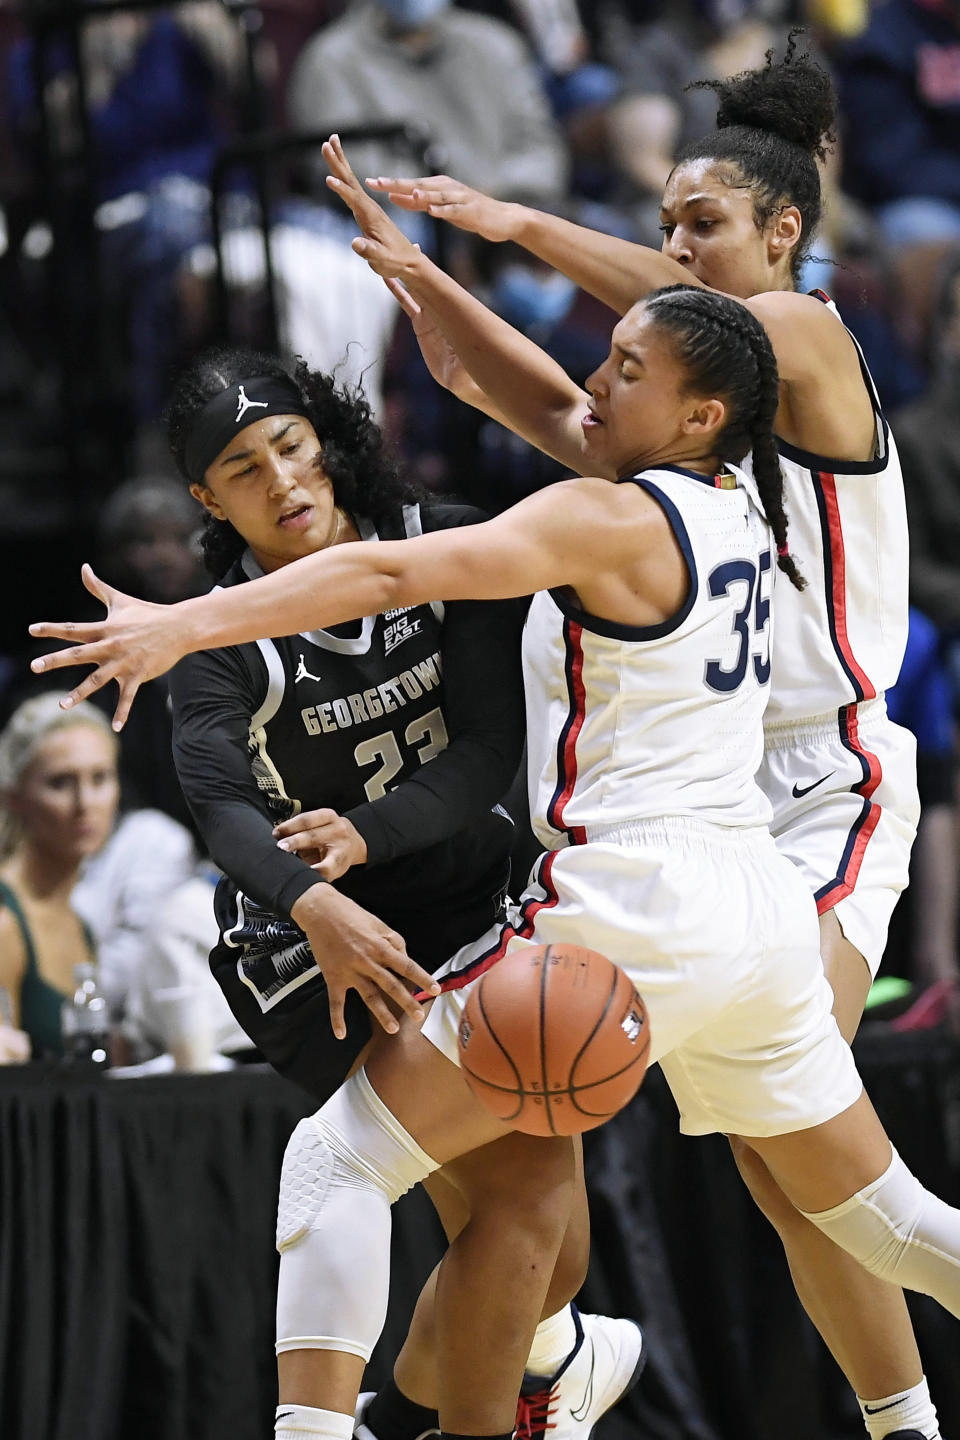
[358,1151,593,1440]
[745,1087,960,1316]
[730,913,937,1437]
[274,1021,576,1440]
[366,1141,643,1440]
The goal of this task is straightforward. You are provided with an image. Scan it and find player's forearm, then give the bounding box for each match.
[175,543,415,655]
[507,207,690,316]
[401,252,584,445]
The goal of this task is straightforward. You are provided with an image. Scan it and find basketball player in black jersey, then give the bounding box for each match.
[150,349,640,1440]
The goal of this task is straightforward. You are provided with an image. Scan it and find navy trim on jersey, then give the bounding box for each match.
[547,479,698,641]
[648,462,724,488]
[775,415,891,477]
[775,291,890,475]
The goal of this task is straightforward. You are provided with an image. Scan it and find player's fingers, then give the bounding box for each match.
[311,849,351,882]
[381,191,425,213]
[326,983,348,1042]
[273,809,338,837]
[81,564,117,609]
[29,624,104,649]
[275,829,326,854]
[357,986,400,1036]
[365,965,427,1026]
[386,949,440,999]
[52,665,117,710]
[384,277,421,317]
[112,678,141,732]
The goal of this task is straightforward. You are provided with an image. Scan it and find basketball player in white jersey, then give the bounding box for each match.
[31,274,960,1440]
[366,39,934,1440]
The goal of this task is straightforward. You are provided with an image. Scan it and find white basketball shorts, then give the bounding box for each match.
[421,817,863,1139]
[759,698,920,976]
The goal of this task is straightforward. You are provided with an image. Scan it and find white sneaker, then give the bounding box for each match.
[353,1390,440,1440]
[514,1312,646,1440]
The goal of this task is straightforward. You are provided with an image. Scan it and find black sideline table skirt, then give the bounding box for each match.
[1,1032,958,1440]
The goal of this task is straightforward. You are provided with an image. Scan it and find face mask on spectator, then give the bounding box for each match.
[377,0,451,29]
[492,266,578,332]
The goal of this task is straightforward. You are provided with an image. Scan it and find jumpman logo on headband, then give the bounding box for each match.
[235,384,269,424]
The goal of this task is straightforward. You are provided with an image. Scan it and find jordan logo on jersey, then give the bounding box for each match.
[235,384,269,424]
[294,654,322,684]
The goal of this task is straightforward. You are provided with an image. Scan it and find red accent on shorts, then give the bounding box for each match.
[430,851,562,995]
[818,472,877,702]
[815,703,883,914]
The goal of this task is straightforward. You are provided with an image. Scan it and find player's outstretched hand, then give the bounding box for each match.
[322,134,421,282]
[367,174,517,243]
[274,808,367,881]
[29,564,186,730]
[384,277,473,396]
[290,884,440,1039]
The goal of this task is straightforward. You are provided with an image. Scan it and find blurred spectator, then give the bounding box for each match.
[124,865,252,1066]
[72,806,196,1020]
[7,5,246,423]
[458,0,620,173]
[95,477,207,831]
[399,232,612,505]
[187,203,401,413]
[98,474,208,604]
[0,694,118,1060]
[833,0,960,340]
[286,0,569,213]
[833,0,960,248]
[597,1,785,241]
[893,253,960,636]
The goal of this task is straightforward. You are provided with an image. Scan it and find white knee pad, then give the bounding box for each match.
[802,1148,960,1316]
[275,1069,439,1360]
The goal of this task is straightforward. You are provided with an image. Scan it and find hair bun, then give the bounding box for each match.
[712,32,836,161]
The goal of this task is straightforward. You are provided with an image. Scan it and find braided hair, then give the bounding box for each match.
[165,346,420,578]
[679,31,836,286]
[645,284,804,591]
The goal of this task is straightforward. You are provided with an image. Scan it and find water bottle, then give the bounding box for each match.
[61,962,111,1067]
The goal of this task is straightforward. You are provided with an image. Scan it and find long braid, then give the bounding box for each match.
[645,285,805,590]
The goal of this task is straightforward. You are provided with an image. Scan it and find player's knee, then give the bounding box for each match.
[277,1070,438,1252]
[801,1150,930,1285]
[729,1133,797,1232]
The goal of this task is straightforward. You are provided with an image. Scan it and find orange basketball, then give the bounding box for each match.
[457,943,650,1136]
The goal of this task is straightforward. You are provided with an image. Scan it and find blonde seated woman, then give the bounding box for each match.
[0,694,119,1061]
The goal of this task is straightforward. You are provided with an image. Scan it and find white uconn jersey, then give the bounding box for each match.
[758,291,909,726]
[525,463,775,850]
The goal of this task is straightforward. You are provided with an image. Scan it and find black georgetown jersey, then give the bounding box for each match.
[167,501,526,1012]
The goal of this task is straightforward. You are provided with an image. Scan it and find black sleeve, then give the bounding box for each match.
[342,503,528,865]
[167,646,323,922]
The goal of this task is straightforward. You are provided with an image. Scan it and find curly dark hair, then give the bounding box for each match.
[679,31,837,285]
[646,285,804,591]
[165,346,421,577]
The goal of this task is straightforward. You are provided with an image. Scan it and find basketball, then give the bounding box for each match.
[457,944,650,1136]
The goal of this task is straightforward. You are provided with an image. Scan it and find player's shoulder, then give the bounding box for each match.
[744,289,857,383]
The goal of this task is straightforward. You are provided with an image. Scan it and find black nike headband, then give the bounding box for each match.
[184,375,312,483]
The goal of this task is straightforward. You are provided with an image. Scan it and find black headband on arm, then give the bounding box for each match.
[184,375,312,483]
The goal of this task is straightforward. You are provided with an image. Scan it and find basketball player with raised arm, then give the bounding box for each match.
[134,342,643,1440]
[366,40,935,1440]
[31,254,960,1440]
